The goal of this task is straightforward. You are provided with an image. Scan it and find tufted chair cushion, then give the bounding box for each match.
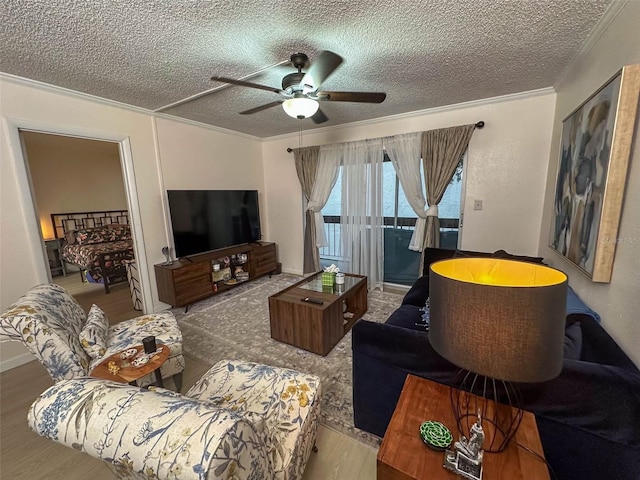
[91,311,184,388]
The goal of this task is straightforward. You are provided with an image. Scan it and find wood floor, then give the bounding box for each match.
[0,274,378,479]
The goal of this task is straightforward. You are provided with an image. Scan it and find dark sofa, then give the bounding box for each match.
[352,247,640,480]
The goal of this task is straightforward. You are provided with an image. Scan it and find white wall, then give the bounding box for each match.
[538,1,640,366]
[154,117,264,258]
[0,77,263,369]
[0,78,163,368]
[262,91,557,275]
[22,132,125,239]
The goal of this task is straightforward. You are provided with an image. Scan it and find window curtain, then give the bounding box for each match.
[384,132,425,251]
[340,139,385,290]
[293,146,320,273]
[421,124,476,258]
[298,145,341,272]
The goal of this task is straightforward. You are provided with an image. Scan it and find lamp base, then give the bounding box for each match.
[450,370,523,453]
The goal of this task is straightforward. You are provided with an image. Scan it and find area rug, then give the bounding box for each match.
[172,273,404,448]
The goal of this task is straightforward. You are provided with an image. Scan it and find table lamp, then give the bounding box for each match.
[429,257,567,453]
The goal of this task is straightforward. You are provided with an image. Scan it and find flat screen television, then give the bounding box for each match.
[167,190,261,258]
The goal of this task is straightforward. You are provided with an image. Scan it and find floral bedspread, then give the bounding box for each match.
[61,240,134,282]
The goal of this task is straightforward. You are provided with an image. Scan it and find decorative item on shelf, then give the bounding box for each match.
[238,253,248,264]
[322,264,339,286]
[161,246,173,266]
[221,267,231,281]
[236,271,249,282]
[107,361,121,376]
[211,263,225,283]
[444,411,485,480]
[420,420,453,451]
[428,258,568,453]
[142,336,157,354]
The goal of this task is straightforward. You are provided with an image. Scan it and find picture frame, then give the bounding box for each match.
[550,63,640,283]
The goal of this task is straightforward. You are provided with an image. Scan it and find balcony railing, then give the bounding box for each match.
[319,215,459,260]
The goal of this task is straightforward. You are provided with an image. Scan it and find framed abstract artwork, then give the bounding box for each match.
[550,63,640,283]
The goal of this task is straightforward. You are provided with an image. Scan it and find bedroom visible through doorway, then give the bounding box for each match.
[19,131,139,313]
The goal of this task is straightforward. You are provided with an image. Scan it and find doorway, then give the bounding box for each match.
[11,125,149,316]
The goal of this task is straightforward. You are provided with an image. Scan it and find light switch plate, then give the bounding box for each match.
[473,199,483,210]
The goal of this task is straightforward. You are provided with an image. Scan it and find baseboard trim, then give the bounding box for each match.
[0,352,36,372]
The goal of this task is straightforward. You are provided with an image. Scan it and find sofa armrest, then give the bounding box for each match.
[351,320,459,437]
[28,378,272,480]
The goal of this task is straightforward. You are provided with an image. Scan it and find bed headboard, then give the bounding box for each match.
[50,210,129,239]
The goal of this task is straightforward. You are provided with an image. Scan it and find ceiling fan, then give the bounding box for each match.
[211,51,386,124]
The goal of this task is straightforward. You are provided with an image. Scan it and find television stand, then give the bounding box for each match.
[154,242,278,308]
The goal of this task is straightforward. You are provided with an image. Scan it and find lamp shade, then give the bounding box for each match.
[282,96,319,119]
[429,258,568,383]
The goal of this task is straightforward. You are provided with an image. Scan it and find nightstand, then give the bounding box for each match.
[44,238,66,277]
[377,375,550,480]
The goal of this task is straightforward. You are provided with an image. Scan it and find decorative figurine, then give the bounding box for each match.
[443,411,485,480]
[161,246,173,266]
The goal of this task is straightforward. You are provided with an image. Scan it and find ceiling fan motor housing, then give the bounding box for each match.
[282,72,305,93]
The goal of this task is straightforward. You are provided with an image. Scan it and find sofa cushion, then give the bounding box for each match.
[79,304,109,359]
[401,275,431,307]
[564,321,583,360]
[452,248,544,264]
[385,304,427,332]
[491,249,545,264]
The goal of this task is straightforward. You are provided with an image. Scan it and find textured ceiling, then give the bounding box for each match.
[1,0,614,138]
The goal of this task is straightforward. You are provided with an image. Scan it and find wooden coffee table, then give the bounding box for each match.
[268,271,367,356]
[377,375,550,480]
[91,344,170,388]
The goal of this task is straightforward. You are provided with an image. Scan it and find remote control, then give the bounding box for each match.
[301,297,324,305]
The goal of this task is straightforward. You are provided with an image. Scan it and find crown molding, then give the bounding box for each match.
[0,73,261,142]
[262,86,556,142]
[554,0,628,89]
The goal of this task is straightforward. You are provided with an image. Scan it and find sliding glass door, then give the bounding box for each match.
[320,155,464,285]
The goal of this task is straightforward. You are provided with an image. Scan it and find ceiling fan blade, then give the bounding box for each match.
[211,76,284,95]
[239,101,284,115]
[300,51,343,91]
[317,91,386,103]
[240,100,284,115]
[311,108,329,124]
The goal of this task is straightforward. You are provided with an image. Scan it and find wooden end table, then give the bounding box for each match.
[377,375,550,480]
[268,271,367,356]
[91,344,170,388]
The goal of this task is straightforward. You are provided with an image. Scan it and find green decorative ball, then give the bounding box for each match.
[420,420,453,451]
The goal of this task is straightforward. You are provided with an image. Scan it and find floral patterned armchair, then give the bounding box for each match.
[0,283,184,389]
[28,360,321,480]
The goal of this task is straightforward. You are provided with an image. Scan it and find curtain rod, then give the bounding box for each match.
[286,121,485,152]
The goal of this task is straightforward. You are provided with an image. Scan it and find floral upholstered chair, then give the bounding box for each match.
[0,283,184,389]
[29,360,321,480]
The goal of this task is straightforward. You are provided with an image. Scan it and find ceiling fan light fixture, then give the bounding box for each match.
[282,96,319,119]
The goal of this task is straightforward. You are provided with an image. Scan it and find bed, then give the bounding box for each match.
[51,210,135,294]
